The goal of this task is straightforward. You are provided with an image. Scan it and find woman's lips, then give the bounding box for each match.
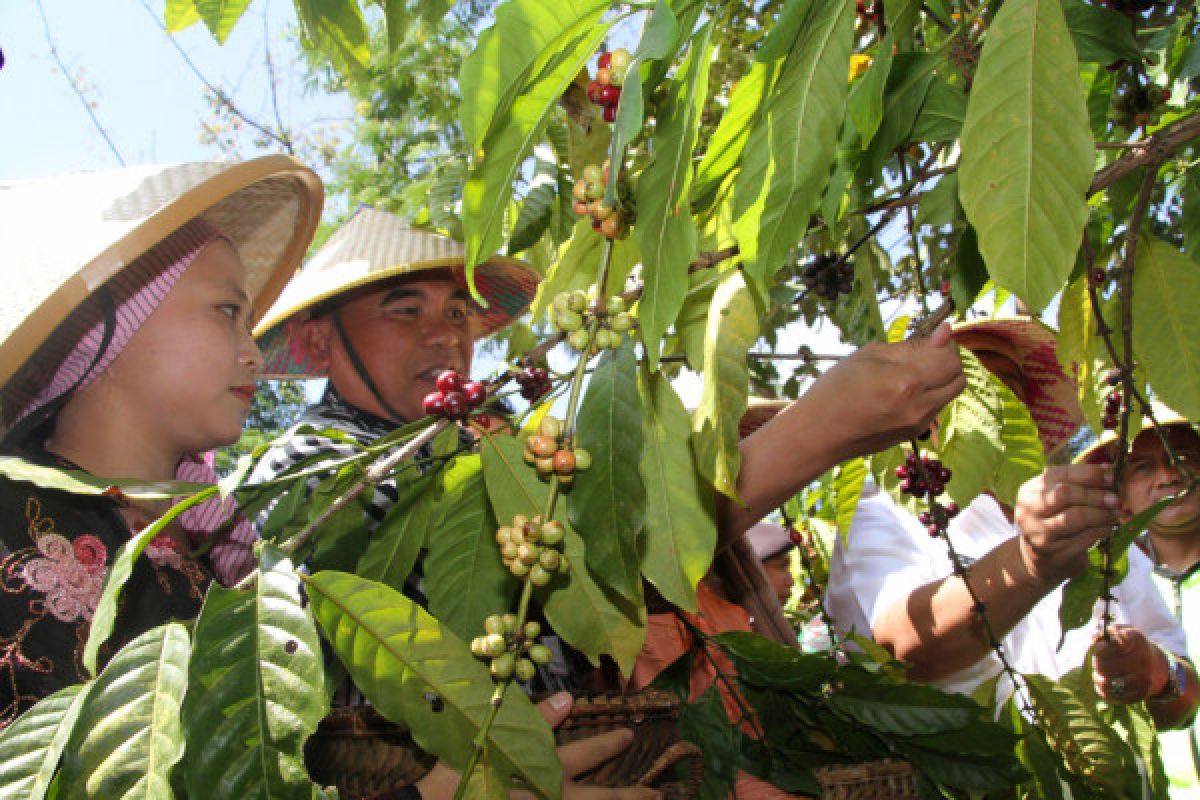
[230,385,256,404]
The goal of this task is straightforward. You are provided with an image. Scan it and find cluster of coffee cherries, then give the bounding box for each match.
[551,290,634,353]
[586,49,632,123]
[801,253,855,301]
[571,162,630,240]
[523,416,592,485]
[513,365,552,402]
[898,452,960,536]
[422,369,487,420]
[496,512,571,586]
[1103,386,1123,431]
[470,614,554,682]
[1113,82,1171,131]
[896,452,952,499]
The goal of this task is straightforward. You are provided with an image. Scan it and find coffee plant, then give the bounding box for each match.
[3,0,1200,797]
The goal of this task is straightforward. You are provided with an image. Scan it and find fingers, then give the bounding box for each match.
[558,729,635,778]
[929,322,953,347]
[537,692,574,728]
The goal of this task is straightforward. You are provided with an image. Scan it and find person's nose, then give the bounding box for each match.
[240,324,263,375]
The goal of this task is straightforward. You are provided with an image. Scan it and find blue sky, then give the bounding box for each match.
[1,0,352,181]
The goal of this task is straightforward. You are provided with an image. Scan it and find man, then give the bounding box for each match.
[1081,405,1200,796]
[826,318,1196,735]
[251,207,966,797]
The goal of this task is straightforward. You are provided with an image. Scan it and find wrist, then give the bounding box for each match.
[1148,648,1186,704]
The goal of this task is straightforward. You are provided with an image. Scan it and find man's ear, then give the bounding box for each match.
[299,318,334,371]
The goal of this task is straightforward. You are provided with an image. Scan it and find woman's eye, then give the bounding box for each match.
[217,303,240,319]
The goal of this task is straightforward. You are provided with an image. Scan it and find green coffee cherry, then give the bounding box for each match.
[539,416,563,439]
[605,295,627,315]
[567,290,588,313]
[528,644,553,666]
[557,553,571,573]
[540,520,565,546]
[523,621,542,640]
[554,309,583,332]
[471,637,488,657]
[510,559,531,578]
[610,312,633,332]
[573,448,592,471]
[529,564,552,587]
[539,549,561,571]
[491,652,516,680]
[568,329,590,351]
[484,615,506,636]
[483,634,507,658]
[515,658,537,682]
[501,613,519,633]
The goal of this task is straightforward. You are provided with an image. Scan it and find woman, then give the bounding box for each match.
[0,156,322,727]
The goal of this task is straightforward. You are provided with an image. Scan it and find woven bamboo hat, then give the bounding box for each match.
[254,206,541,378]
[0,156,323,397]
[1076,402,1193,465]
[951,317,1083,455]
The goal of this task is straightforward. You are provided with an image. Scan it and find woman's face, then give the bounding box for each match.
[101,239,262,454]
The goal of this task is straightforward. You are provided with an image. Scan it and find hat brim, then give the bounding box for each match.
[254,257,538,379]
[952,317,1083,455]
[0,157,322,392]
[1075,407,1193,465]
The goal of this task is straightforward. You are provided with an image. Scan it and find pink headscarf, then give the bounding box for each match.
[7,218,256,585]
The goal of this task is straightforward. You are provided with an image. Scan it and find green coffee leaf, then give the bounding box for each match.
[541,526,647,676]
[692,270,759,501]
[58,624,190,799]
[83,488,217,676]
[937,349,1004,507]
[637,369,716,612]
[732,0,854,303]
[847,36,894,149]
[462,20,613,288]
[958,0,1094,312]
[181,547,326,799]
[355,474,439,589]
[164,0,200,31]
[1133,237,1200,420]
[424,455,514,641]
[635,23,712,368]
[0,684,91,800]
[306,572,561,798]
[570,341,646,602]
[194,0,252,43]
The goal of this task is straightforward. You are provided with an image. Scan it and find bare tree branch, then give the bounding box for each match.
[261,4,295,153]
[34,0,126,166]
[134,0,295,154]
[1089,111,1200,195]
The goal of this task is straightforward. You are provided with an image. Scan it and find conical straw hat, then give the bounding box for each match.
[951,316,1083,455]
[1076,402,1192,465]
[254,206,540,378]
[0,156,323,394]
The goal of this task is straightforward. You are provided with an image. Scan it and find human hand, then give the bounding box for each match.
[802,322,965,461]
[1012,464,1120,588]
[1092,625,1171,704]
[412,692,660,800]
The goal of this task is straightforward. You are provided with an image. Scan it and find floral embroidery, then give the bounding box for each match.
[21,533,107,623]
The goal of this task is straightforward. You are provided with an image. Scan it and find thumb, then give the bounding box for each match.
[927,322,954,348]
[537,691,573,728]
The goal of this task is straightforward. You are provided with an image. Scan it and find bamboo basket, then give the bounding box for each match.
[813,760,919,799]
[303,689,702,799]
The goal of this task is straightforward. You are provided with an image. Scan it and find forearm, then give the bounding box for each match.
[716,397,859,549]
[872,537,1052,682]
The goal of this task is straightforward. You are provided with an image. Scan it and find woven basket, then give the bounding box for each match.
[813,760,919,799]
[303,689,702,799]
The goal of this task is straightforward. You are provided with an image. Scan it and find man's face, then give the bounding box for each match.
[303,272,476,422]
[1119,425,1200,536]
